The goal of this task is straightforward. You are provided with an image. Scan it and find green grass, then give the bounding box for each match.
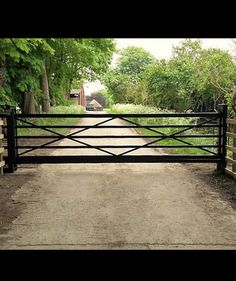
[17,105,85,137]
[138,128,216,155]
[108,103,218,156]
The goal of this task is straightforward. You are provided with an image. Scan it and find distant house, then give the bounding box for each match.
[89,99,103,111]
[70,87,86,107]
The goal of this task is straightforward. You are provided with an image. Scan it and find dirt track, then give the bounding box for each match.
[1,113,236,249]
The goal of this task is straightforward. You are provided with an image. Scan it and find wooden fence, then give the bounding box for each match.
[0,118,4,175]
[226,118,236,179]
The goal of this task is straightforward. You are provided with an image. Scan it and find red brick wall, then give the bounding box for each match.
[78,88,86,106]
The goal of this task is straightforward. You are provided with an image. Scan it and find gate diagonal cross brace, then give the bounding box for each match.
[16,115,219,157]
[118,116,219,156]
[17,117,117,156]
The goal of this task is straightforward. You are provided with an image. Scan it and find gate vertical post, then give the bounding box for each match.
[217,104,227,174]
[6,106,17,173]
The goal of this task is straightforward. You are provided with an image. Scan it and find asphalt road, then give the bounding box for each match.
[1,113,236,249]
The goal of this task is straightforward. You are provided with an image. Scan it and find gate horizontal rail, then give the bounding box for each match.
[13,112,221,118]
[14,124,220,129]
[12,145,220,149]
[12,155,222,164]
[16,134,221,139]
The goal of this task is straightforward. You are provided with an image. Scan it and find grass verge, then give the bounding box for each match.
[17,105,85,137]
[108,104,218,155]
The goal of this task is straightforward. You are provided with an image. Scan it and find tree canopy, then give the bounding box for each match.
[117,46,156,79]
[0,38,115,112]
[102,46,155,104]
[2,39,236,114]
[103,40,236,113]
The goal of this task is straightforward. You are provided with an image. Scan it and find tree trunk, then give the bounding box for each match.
[23,92,36,114]
[40,63,50,113]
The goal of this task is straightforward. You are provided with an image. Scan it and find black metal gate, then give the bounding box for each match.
[0,105,227,174]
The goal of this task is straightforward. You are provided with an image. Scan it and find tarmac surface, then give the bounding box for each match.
[1,113,236,249]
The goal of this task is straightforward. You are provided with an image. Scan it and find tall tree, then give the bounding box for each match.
[145,40,236,112]
[45,38,115,106]
[118,46,156,79]
[0,38,115,112]
[0,38,54,112]
[102,46,155,104]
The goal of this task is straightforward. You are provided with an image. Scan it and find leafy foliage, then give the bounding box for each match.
[0,39,54,106]
[118,46,156,79]
[145,40,236,112]
[104,40,236,113]
[45,38,115,105]
[102,46,155,105]
[0,38,115,111]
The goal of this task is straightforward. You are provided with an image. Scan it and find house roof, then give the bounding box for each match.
[89,99,102,108]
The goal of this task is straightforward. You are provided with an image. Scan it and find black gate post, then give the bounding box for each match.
[217,104,227,174]
[6,106,17,173]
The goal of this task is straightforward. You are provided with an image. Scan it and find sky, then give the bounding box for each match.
[115,38,236,59]
[84,38,236,95]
